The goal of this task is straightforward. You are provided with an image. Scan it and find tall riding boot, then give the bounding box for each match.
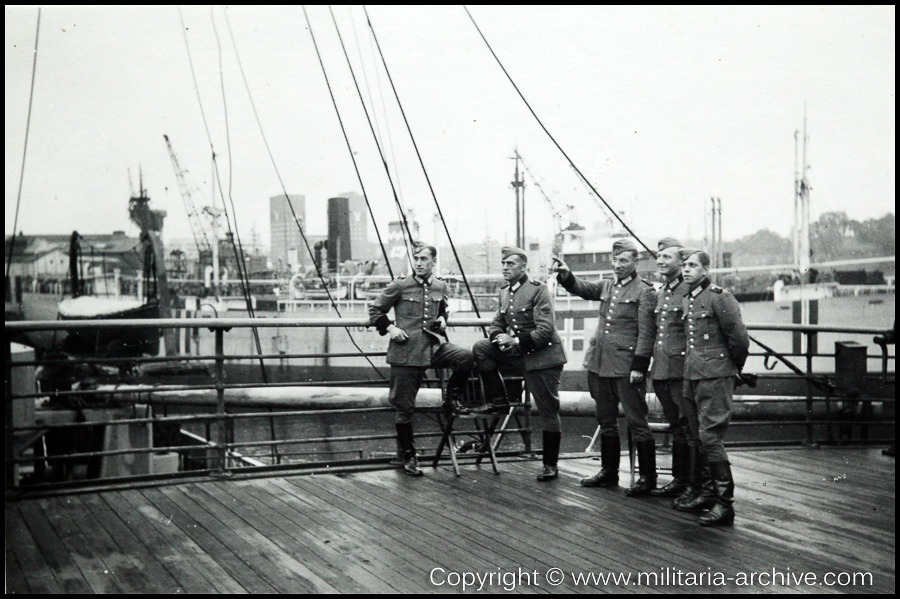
[625,439,658,497]
[476,370,509,412]
[443,370,471,416]
[395,422,423,477]
[676,450,715,512]
[672,445,700,508]
[537,431,561,481]
[652,439,690,497]
[699,461,735,526]
[580,435,620,487]
[504,378,523,405]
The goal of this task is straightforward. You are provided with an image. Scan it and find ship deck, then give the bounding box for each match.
[5,446,895,593]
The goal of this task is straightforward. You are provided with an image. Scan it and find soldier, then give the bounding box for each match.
[552,239,658,496]
[472,247,567,482]
[675,249,749,526]
[368,244,475,477]
[647,238,693,500]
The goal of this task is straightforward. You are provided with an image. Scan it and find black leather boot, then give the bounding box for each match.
[672,445,700,508]
[537,431,561,481]
[652,439,690,497]
[475,370,509,412]
[676,450,715,512]
[396,422,423,477]
[699,461,735,526]
[504,378,523,404]
[580,435,620,487]
[443,370,471,416]
[625,438,658,497]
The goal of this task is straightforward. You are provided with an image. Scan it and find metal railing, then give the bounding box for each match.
[5,317,894,493]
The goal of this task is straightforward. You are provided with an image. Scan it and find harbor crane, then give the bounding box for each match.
[163,134,213,257]
[517,152,579,253]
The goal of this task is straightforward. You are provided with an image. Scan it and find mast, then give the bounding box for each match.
[511,149,525,248]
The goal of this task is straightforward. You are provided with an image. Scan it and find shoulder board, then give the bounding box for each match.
[642,278,654,287]
[436,275,445,281]
[652,281,664,291]
[530,279,542,286]
[396,274,407,280]
[500,283,510,289]
[710,285,724,294]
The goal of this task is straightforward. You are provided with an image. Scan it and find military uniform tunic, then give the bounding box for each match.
[648,275,691,445]
[369,274,474,423]
[681,277,750,462]
[557,270,657,441]
[473,275,566,432]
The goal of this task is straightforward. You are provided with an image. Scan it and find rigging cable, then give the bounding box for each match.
[180,6,270,382]
[6,8,41,285]
[221,6,387,378]
[350,8,418,271]
[462,6,652,254]
[301,7,411,271]
[363,5,486,327]
[327,7,418,268]
[209,7,269,383]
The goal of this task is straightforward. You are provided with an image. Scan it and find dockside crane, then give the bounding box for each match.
[518,153,580,253]
[163,134,213,258]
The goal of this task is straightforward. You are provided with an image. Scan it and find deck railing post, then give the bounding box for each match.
[213,327,230,476]
[804,330,816,446]
[6,339,15,488]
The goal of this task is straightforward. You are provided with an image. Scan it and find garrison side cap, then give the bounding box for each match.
[501,246,527,260]
[657,237,683,251]
[611,239,638,256]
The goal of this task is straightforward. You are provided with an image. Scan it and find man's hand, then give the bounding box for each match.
[550,256,569,276]
[493,333,519,351]
[435,315,447,332]
[388,324,409,343]
[629,370,644,385]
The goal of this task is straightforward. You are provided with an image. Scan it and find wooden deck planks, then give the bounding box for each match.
[4,447,895,594]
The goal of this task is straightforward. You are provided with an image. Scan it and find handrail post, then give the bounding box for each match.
[803,330,816,446]
[213,327,231,477]
[5,339,15,488]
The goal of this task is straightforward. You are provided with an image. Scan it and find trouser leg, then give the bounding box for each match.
[581,372,621,487]
[388,366,424,425]
[675,380,716,511]
[473,338,523,408]
[650,379,690,497]
[524,366,563,433]
[696,377,734,464]
[433,342,475,412]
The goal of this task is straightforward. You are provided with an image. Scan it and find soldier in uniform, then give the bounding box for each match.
[368,244,475,477]
[675,249,749,526]
[472,247,567,481]
[552,239,658,496]
[647,238,693,500]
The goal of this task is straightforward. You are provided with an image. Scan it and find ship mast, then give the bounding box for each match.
[793,107,811,282]
[511,149,525,248]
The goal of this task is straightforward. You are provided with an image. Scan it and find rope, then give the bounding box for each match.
[363,6,486,329]
[6,8,41,284]
[209,7,269,383]
[462,6,652,254]
[327,7,415,267]
[220,7,386,378]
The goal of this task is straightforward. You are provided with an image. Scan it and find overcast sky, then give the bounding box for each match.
[5,5,895,252]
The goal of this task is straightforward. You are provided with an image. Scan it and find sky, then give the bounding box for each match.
[5,5,896,254]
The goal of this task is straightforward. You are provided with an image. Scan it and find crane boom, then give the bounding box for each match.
[163,134,212,255]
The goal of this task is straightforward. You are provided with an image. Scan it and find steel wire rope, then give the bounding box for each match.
[362,6,486,331]
[327,7,419,269]
[217,6,387,378]
[6,8,41,285]
[209,8,269,384]
[462,6,652,254]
